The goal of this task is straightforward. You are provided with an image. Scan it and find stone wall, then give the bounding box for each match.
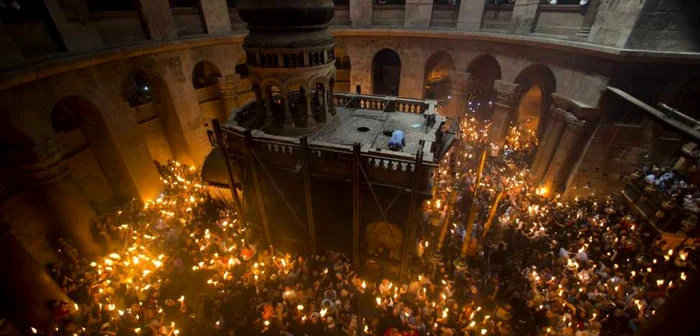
[625,0,700,52]
[332,5,351,26]
[589,0,646,48]
[172,7,207,37]
[534,5,586,38]
[372,5,405,27]
[339,35,610,107]
[91,11,148,46]
[431,5,459,28]
[482,5,513,31]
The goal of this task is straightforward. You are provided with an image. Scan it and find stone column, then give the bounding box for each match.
[0,24,24,71]
[8,139,101,256]
[0,223,73,333]
[445,71,478,119]
[350,0,372,27]
[305,92,316,127]
[488,80,523,153]
[217,75,240,121]
[137,0,178,40]
[45,0,104,52]
[199,0,232,35]
[574,0,602,40]
[540,114,588,195]
[265,88,275,123]
[457,0,486,30]
[527,106,567,184]
[510,0,539,34]
[282,92,295,129]
[405,0,433,29]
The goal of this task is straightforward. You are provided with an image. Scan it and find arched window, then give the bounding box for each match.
[372,48,401,96]
[192,61,222,89]
[423,51,455,100]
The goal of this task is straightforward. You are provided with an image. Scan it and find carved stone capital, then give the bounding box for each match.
[563,112,586,130]
[7,139,69,185]
[493,80,524,108]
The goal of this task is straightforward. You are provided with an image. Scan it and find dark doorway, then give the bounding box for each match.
[372,48,401,96]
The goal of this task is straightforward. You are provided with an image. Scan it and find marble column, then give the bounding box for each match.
[199,0,232,35]
[488,80,523,154]
[457,0,486,30]
[282,92,295,129]
[217,75,240,121]
[137,0,178,40]
[405,0,433,29]
[8,139,101,256]
[0,223,73,333]
[540,113,588,195]
[350,0,372,27]
[527,106,567,184]
[265,88,275,124]
[445,71,478,119]
[305,92,316,127]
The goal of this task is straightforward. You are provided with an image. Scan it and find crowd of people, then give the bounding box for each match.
[630,165,700,216]
[2,108,695,336]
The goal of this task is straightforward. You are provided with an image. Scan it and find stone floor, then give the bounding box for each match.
[310,107,432,153]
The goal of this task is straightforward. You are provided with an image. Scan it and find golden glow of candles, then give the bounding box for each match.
[320,308,327,317]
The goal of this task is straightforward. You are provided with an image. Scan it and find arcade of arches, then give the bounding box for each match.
[0,28,698,268]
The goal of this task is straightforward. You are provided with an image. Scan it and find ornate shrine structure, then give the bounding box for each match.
[203,0,452,279]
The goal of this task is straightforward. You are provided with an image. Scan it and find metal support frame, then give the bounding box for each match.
[399,147,424,281]
[212,120,245,224]
[244,130,272,246]
[461,147,488,257]
[480,190,505,241]
[251,151,308,234]
[352,143,361,272]
[300,137,317,254]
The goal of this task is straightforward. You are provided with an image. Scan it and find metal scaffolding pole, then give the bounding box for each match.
[212,120,244,224]
[399,148,424,281]
[461,147,488,257]
[244,130,272,247]
[352,143,361,272]
[300,136,317,254]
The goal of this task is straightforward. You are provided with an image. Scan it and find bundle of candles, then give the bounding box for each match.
[33,112,696,336]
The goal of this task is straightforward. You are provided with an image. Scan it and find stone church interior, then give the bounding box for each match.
[1,0,700,335]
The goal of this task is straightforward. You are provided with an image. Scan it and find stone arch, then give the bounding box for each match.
[423,50,455,99]
[52,96,135,205]
[466,54,502,109]
[514,64,557,137]
[334,44,351,92]
[372,48,401,96]
[235,56,250,79]
[286,78,310,126]
[191,60,222,89]
[124,68,192,165]
[365,221,404,260]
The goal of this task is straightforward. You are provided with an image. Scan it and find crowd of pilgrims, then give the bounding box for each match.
[11,116,697,336]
